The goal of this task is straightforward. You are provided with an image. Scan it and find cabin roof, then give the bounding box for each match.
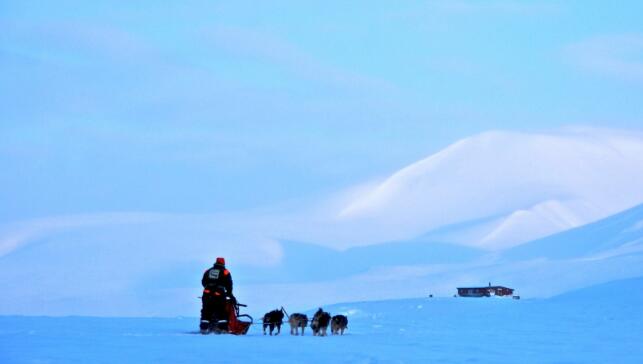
[457,286,513,290]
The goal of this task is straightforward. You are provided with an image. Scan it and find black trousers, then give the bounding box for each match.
[201,294,227,323]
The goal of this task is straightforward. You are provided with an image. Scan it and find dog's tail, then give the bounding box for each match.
[280,306,290,319]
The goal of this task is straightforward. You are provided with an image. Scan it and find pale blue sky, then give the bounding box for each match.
[2,0,643,222]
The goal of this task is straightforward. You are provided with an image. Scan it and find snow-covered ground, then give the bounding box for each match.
[2,278,642,364]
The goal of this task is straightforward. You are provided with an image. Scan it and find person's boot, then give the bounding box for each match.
[210,319,228,334]
[199,320,210,334]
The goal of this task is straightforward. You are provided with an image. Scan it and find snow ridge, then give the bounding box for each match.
[337,128,643,249]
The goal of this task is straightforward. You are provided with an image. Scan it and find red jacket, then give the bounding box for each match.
[202,263,233,296]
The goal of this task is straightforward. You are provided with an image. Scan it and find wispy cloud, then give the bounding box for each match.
[205,25,395,91]
[565,34,643,83]
[0,212,285,267]
[0,213,169,257]
[0,20,158,66]
[428,0,559,15]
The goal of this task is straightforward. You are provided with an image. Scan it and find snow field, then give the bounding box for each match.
[2,293,642,364]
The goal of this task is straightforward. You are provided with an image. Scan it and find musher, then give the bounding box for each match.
[200,257,234,333]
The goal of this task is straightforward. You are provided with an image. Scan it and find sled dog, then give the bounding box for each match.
[288,313,308,335]
[331,315,348,335]
[262,309,284,335]
[311,308,331,336]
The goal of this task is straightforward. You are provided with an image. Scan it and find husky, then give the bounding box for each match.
[262,308,285,335]
[288,313,308,335]
[310,308,331,336]
[331,315,348,335]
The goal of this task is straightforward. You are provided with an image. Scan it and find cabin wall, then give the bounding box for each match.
[457,287,514,297]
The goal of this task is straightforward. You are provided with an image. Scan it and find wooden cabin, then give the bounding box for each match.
[457,284,514,297]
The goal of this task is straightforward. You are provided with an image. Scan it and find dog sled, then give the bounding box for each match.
[201,298,253,335]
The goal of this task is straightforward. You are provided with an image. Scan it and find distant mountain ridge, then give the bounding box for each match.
[504,202,643,261]
[550,276,643,303]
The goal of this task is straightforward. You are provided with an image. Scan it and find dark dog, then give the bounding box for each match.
[262,308,285,335]
[310,308,331,336]
[331,315,348,335]
[288,313,308,336]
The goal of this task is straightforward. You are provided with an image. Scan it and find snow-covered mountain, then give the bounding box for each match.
[2,127,643,316]
[335,127,643,250]
[4,203,641,316]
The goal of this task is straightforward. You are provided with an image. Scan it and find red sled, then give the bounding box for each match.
[226,301,253,335]
[200,298,253,335]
